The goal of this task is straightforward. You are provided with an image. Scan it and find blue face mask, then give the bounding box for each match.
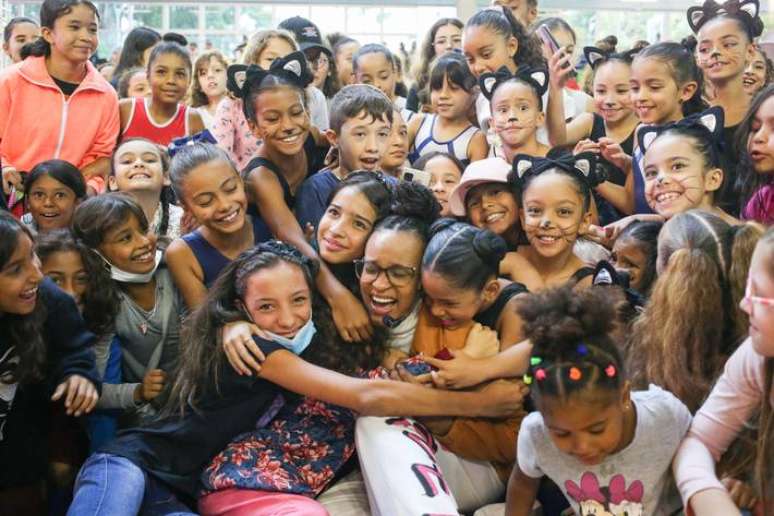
[265,318,317,355]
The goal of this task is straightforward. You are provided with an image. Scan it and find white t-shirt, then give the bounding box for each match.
[518,385,692,516]
[307,85,330,131]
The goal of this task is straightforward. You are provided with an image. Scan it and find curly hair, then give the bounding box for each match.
[189,50,229,108]
[465,7,546,70]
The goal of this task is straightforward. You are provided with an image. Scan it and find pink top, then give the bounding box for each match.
[742,184,773,225]
[211,97,259,172]
[673,338,772,504]
[122,98,190,146]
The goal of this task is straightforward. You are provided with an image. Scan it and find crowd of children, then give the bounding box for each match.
[0,0,772,514]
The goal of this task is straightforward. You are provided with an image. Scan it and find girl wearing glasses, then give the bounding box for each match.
[674,227,774,516]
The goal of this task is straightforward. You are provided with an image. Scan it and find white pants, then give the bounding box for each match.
[356,416,505,516]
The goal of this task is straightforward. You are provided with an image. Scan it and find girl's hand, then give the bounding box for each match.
[598,137,632,174]
[390,361,434,387]
[222,321,268,376]
[2,166,21,195]
[547,46,573,91]
[330,288,373,342]
[180,210,199,236]
[303,222,316,244]
[51,375,99,417]
[136,369,166,402]
[573,139,601,155]
[424,350,487,390]
[721,478,758,510]
[477,379,529,418]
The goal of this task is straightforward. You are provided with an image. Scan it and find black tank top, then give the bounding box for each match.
[473,282,529,329]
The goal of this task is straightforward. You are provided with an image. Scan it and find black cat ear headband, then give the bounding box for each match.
[226,51,313,99]
[637,106,725,158]
[687,0,761,37]
[478,65,549,101]
[592,260,646,310]
[510,152,604,189]
[583,46,641,70]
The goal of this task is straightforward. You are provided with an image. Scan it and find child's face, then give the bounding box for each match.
[746,95,774,174]
[520,172,590,259]
[540,388,632,466]
[432,75,474,121]
[355,52,397,101]
[491,81,544,148]
[251,87,310,157]
[381,111,409,173]
[0,232,43,316]
[336,41,360,86]
[463,25,518,79]
[611,236,648,292]
[243,261,312,337]
[41,250,88,311]
[3,22,39,63]
[28,175,80,232]
[97,214,157,276]
[331,110,391,174]
[422,270,494,329]
[432,24,463,57]
[427,155,462,217]
[697,17,754,84]
[256,37,294,70]
[466,182,520,236]
[197,57,227,100]
[42,4,98,64]
[743,50,768,96]
[630,57,693,124]
[360,229,423,326]
[127,71,150,98]
[180,160,247,234]
[111,140,166,194]
[317,186,378,264]
[740,241,774,356]
[643,134,722,218]
[149,52,190,105]
[593,61,634,124]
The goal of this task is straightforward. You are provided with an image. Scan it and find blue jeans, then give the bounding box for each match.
[68,453,196,516]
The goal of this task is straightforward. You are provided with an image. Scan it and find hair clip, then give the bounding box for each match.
[523,373,533,385]
[605,364,617,378]
[576,344,588,356]
[530,356,542,366]
[569,367,582,381]
[535,368,547,381]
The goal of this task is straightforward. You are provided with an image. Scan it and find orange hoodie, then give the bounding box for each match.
[0,56,119,173]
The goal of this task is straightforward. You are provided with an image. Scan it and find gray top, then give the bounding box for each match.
[93,332,140,411]
[518,385,692,516]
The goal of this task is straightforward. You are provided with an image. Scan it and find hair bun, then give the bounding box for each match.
[428,218,458,238]
[472,230,508,267]
[390,181,441,222]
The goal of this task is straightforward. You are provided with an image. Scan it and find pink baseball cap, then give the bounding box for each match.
[448,157,512,217]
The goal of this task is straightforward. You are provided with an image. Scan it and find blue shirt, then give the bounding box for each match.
[294,168,339,230]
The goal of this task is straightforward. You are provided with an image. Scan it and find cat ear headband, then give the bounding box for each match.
[592,260,646,310]
[479,65,549,101]
[637,106,725,158]
[687,0,761,37]
[583,46,641,70]
[226,51,313,99]
[510,152,604,189]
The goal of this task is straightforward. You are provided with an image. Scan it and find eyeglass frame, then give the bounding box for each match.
[744,276,774,308]
[354,259,418,287]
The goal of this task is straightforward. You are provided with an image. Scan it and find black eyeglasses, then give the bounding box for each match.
[354,259,417,287]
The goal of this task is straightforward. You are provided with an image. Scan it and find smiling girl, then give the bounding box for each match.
[415,151,465,217]
[743,45,773,97]
[120,41,204,146]
[21,159,86,234]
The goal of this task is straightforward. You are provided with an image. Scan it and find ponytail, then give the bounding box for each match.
[727,222,764,341]
[24,38,51,58]
[466,7,545,70]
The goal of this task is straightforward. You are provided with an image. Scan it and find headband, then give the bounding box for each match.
[167,129,217,158]
[637,106,725,164]
[583,46,640,70]
[687,0,762,37]
[592,260,646,309]
[226,51,313,100]
[479,65,549,101]
[510,152,605,189]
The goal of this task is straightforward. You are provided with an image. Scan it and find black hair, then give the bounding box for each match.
[635,42,707,117]
[518,286,626,404]
[24,159,87,200]
[325,170,394,222]
[412,151,465,176]
[465,7,546,70]
[534,17,577,44]
[113,26,161,80]
[423,219,507,291]
[26,0,98,58]
[237,56,312,124]
[147,41,192,76]
[352,43,393,74]
[169,143,237,201]
[111,138,173,238]
[429,51,477,93]
[163,32,188,47]
[616,220,663,295]
[116,66,145,99]
[329,33,358,58]
[72,192,149,249]
[373,180,441,245]
[690,0,764,41]
[35,228,118,335]
[328,84,394,135]
[0,211,47,384]
[512,148,594,212]
[4,16,38,43]
[735,84,774,215]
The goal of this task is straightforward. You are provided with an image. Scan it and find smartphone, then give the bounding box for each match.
[536,25,571,69]
[399,167,432,187]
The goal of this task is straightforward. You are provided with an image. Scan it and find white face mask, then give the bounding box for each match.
[97,249,162,284]
[265,318,317,355]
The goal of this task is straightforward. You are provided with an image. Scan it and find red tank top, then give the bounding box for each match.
[122,98,190,146]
